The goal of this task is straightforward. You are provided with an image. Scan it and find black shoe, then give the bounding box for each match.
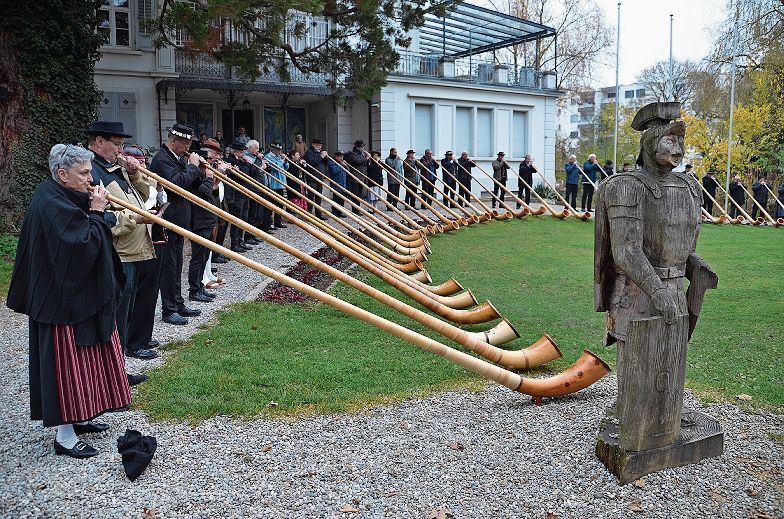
[128,373,147,386]
[189,292,214,303]
[126,348,159,360]
[276,223,288,228]
[54,439,98,459]
[261,227,275,233]
[72,421,110,435]
[177,306,202,317]
[212,255,228,264]
[230,246,246,253]
[200,289,216,299]
[162,313,189,325]
[147,339,160,349]
[249,237,263,244]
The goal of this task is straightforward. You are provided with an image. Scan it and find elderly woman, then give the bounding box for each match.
[7,144,131,459]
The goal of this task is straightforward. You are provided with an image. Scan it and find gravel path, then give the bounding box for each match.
[1,214,782,518]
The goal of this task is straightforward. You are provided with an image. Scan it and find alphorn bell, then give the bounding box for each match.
[118,161,552,364]
[219,163,491,314]
[99,185,610,402]
[701,206,726,225]
[697,182,736,224]
[714,181,758,225]
[456,160,529,218]
[530,162,591,220]
[738,182,779,226]
[369,156,443,229]
[499,159,569,219]
[761,182,784,225]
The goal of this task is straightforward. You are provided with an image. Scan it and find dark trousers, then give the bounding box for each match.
[159,231,185,316]
[127,248,163,352]
[457,179,471,206]
[215,202,229,248]
[229,197,249,247]
[492,179,506,208]
[581,183,595,211]
[517,182,531,207]
[565,183,579,209]
[271,189,285,226]
[729,202,741,218]
[348,181,362,214]
[387,182,400,208]
[443,178,457,207]
[116,261,140,353]
[306,180,323,218]
[751,201,766,220]
[422,179,435,203]
[703,193,716,215]
[188,226,213,296]
[245,200,260,242]
[404,182,418,208]
[331,190,346,216]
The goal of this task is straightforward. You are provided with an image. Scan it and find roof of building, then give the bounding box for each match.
[420,1,556,59]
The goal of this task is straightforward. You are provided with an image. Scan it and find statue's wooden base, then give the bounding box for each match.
[595,407,724,484]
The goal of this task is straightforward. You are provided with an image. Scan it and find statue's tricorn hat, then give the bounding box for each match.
[634,102,685,168]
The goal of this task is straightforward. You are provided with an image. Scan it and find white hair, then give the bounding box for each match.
[247,140,260,151]
[569,154,577,160]
[49,144,94,179]
[588,154,597,159]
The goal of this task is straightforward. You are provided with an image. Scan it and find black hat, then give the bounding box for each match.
[84,121,133,138]
[168,123,195,140]
[122,145,146,158]
[406,149,415,155]
[605,159,613,165]
[268,142,283,150]
[333,150,344,157]
[229,142,248,151]
[311,138,323,144]
[117,429,157,482]
[684,164,693,169]
[353,140,364,147]
[497,151,505,156]
[445,151,453,156]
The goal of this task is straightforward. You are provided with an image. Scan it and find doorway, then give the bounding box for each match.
[222,109,255,144]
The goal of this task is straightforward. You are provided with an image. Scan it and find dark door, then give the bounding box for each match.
[222,109,255,144]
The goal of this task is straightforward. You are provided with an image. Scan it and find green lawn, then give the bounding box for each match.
[135,218,783,421]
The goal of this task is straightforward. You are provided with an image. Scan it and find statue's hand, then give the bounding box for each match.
[651,288,677,324]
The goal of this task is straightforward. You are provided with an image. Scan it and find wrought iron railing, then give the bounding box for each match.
[175,51,330,85]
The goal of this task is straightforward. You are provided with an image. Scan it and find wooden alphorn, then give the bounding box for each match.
[100,186,609,401]
[369,156,442,228]
[575,163,599,190]
[400,160,460,228]
[530,162,591,220]
[738,183,778,226]
[697,182,735,224]
[760,183,784,226]
[439,160,496,218]
[432,158,496,222]
[413,158,472,226]
[455,160,525,218]
[499,160,569,219]
[715,182,756,225]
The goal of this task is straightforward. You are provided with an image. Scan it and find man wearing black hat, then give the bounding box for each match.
[149,123,211,325]
[491,152,509,208]
[344,140,371,214]
[86,121,159,359]
[303,138,328,219]
[441,151,459,207]
[225,142,254,252]
[403,150,419,208]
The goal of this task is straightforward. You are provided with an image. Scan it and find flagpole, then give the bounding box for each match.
[724,0,739,212]
[668,14,674,100]
[612,2,621,168]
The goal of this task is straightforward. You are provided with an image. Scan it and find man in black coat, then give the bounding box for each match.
[344,140,370,214]
[303,139,328,219]
[148,123,208,325]
[440,151,459,207]
[702,171,719,215]
[224,142,254,252]
[728,175,746,218]
[751,175,770,220]
[456,151,476,207]
[517,154,534,208]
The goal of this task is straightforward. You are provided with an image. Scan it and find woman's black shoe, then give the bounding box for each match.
[73,421,110,435]
[212,255,228,264]
[54,440,99,459]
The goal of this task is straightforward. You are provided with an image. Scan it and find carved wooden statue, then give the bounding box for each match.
[594,102,724,484]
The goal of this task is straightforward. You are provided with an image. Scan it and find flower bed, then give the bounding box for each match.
[257,246,354,304]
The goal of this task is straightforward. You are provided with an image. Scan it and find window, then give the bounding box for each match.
[100,92,137,143]
[569,131,579,139]
[455,107,473,155]
[98,0,131,48]
[476,108,492,157]
[624,90,635,99]
[176,103,214,141]
[512,111,528,158]
[570,114,579,123]
[414,104,434,153]
[607,92,616,99]
[636,88,646,98]
[137,0,156,49]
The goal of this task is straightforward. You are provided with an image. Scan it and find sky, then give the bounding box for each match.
[590,0,727,87]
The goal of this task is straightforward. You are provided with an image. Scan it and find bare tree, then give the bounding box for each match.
[488,0,614,92]
[708,0,784,71]
[635,59,700,106]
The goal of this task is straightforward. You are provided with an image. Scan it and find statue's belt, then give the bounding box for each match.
[651,265,685,279]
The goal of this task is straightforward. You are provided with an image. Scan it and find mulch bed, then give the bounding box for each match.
[257,246,354,304]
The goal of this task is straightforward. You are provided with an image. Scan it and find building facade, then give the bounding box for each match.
[93,1,562,192]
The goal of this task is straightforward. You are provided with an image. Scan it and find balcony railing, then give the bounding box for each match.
[392,52,556,90]
[175,50,330,85]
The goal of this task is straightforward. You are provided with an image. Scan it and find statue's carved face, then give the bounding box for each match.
[655,134,684,170]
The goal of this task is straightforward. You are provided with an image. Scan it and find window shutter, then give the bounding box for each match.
[136,0,155,49]
[118,93,138,143]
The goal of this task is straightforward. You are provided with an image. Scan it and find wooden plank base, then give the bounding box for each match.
[595,407,724,484]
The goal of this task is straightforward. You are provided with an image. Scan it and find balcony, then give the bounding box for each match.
[174,50,330,86]
[391,52,556,91]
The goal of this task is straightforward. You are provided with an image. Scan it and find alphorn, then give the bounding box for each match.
[738,183,779,226]
[431,159,498,222]
[101,186,609,401]
[530,162,591,220]
[455,160,529,218]
[400,160,461,228]
[575,163,599,190]
[220,163,490,312]
[499,160,569,219]
[596,163,610,180]
[715,182,758,225]
[120,162,551,363]
[369,157,443,228]
[262,159,430,257]
[697,182,737,224]
[760,183,784,226]
[288,157,425,243]
[701,206,726,224]
[474,161,547,217]
[413,158,473,226]
[438,160,501,219]
[422,160,489,222]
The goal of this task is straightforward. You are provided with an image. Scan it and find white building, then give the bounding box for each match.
[94,1,562,192]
